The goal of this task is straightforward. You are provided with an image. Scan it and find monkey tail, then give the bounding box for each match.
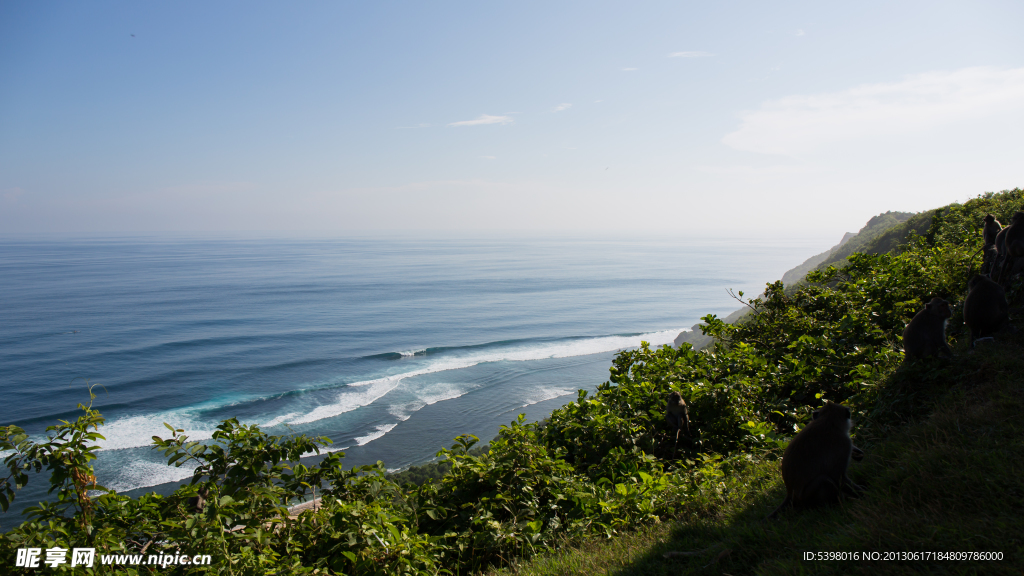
[766,495,791,520]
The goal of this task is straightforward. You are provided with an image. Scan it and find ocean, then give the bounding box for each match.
[0,233,832,521]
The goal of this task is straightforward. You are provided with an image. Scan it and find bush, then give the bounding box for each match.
[3,189,1019,574]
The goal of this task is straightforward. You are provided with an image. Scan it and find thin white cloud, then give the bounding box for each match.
[481,155,496,160]
[553,103,572,112]
[448,114,514,127]
[795,29,805,36]
[722,66,1024,155]
[668,51,713,58]
[622,67,638,71]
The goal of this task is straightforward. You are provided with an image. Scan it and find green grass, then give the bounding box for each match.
[487,331,1024,576]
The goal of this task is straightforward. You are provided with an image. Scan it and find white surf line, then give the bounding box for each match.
[353,423,398,447]
[288,328,681,426]
[23,329,683,452]
[521,387,575,408]
[103,459,198,492]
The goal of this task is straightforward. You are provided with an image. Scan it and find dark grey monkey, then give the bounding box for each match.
[902,297,953,359]
[768,402,863,518]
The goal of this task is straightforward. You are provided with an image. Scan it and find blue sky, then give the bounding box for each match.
[2,1,1022,236]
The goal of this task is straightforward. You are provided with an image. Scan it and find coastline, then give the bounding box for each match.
[672,227,863,350]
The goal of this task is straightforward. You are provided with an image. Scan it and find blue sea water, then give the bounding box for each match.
[0,233,832,521]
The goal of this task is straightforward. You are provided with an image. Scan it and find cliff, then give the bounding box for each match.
[674,210,916,350]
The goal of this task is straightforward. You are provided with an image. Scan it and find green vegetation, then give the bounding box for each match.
[679,208,916,350]
[387,445,488,487]
[817,210,917,269]
[780,210,915,287]
[2,189,1023,574]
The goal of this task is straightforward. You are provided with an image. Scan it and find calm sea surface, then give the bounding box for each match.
[0,234,832,520]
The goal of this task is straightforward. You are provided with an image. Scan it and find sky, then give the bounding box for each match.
[1,0,1022,237]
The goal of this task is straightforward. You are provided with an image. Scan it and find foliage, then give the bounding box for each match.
[2,189,1021,574]
[819,209,917,268]
[387,444,488,487]
[490,314,1024,576]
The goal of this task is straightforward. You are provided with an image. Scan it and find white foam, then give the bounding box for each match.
[290,374,408,424]
[7,331,680,463]
[103,459,197,492]
[354,424,398,446]
[398,349,426,357]
[262,412,301,428]
[521,387,574,408]
[388,402,422,421]
[40,328,679,465]
[11,406,292,459]
[287,329,680,426]
[92,411,218,452]
[417,382,470,406]
[301,445,349,458]
[387,382,471,421]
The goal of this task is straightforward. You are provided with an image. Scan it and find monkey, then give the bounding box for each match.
[993,224,1011,281]
[982,243,1000,277]
[995,224,1009,259]
[995,212,1024,282]
[983,214,1002,247]
[1005,212,1024,257]
[187,486,209,513]
[963,274,1009,348]
[768,402,863,518]
[902,297,953,359]
[665,390,690,441]
[978,242,995,276]
[981,214,1002,276]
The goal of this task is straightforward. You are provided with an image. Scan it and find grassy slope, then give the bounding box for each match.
[488,205,1024,576]
[490,332,1024,576]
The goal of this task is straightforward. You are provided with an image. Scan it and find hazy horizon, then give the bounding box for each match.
[2,1,1022,236]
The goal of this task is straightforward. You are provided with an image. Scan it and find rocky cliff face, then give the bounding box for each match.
[673,306,747,350]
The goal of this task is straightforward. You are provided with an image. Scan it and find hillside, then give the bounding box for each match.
[674,209,916,351]
[489,334,1024,575]
[779,231,856,287]
[816,210,917,269]
[2,189,1022,575]
[490,189,1024,575]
